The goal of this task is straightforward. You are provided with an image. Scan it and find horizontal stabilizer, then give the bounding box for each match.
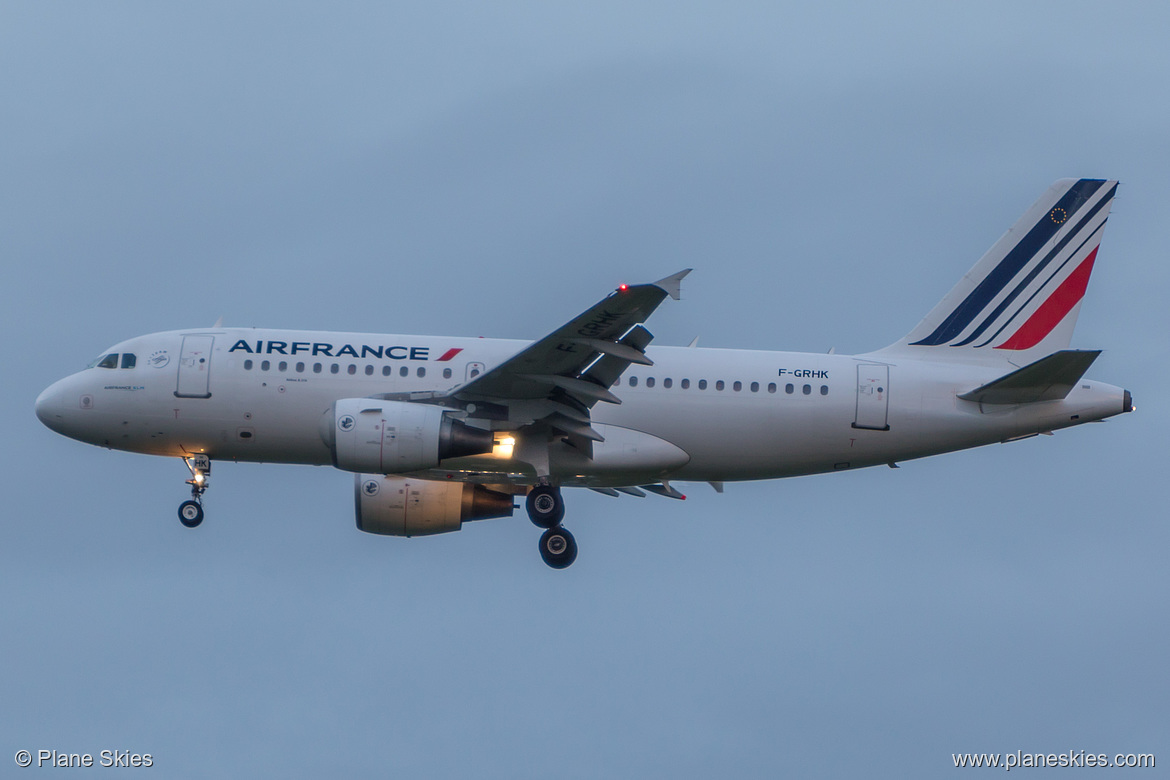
[958,350,1101,405]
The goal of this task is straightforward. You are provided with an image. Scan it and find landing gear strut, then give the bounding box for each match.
[178,455,210,528]
[526,483,577,569]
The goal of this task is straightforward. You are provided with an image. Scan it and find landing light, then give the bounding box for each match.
[494,436,516,459]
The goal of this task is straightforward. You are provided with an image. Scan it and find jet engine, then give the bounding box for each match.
[354,475,515,536]
[323,399,494,473]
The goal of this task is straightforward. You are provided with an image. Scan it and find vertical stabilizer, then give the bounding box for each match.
[881,179,1117,364]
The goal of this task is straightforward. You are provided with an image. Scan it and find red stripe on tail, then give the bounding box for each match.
[994,246,1098,351]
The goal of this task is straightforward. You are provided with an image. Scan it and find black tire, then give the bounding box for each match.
[539,526,578,569]
[178,500,204,528]
[525,485,565,529]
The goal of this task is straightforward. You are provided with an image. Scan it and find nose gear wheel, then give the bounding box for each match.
[178,455,210,529]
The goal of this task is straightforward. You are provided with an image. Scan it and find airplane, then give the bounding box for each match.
[35,178,1132,568]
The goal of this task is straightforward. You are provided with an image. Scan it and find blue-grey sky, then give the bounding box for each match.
[2,3,1167,777]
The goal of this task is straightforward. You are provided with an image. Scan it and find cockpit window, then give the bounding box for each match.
[120,353,137,369]
[94,354,119,369]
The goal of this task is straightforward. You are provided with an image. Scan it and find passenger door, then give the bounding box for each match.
[175,335,214,399]
[853,363,889,430]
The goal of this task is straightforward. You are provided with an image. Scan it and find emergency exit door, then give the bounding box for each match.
[175,335,214,398]
[853,364,889,431]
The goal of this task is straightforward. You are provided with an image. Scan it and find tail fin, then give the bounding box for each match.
[883,179,1117,363]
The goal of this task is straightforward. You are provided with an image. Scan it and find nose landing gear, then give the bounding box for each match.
[178,455,210,528]
[527,483,577,569]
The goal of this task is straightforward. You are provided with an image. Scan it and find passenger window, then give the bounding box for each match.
[120,353,137,369]
[417,367,426,378]
[382,366,391,376]
[629,376,638,387]
[470,369,480,378]
[663,378,672,388]
[347,365,356,375]
[399,366,408,377]
[330,364,339,374]
[443,368,452,379]
[97,354,119,369]
[820,385,829,395]
[365,365,374,376]
[244,359,253,370]
[750,381,759,393]
[716,380,725,391]
[296,362,305,373]
[803,384,812,395]
[681,379,690,389]
[261,360,271,371]
[785,383,794,394]
[768,383,776,393]
[646,377,655,388]
[314,363,322,373]
[733,381,742,392]
[278,361,288,372]
[698,379,707,390]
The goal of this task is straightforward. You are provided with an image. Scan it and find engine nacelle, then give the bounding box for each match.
[354,475,516,536]
[323,399,494,474]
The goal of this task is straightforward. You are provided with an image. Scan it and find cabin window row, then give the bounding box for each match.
[242,360,454,380]
[616,376,829,396]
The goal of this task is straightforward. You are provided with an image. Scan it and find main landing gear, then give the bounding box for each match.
[178,455,210,528]
[527,484,577,569]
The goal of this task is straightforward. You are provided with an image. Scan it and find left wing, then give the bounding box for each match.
[449,269,690,449]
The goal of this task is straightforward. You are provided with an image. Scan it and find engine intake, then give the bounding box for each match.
[355,475,515,536]
[323,399,494,474]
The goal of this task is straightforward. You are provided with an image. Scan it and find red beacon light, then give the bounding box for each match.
[618,284,629,292]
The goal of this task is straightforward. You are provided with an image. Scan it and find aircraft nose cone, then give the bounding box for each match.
[35,380,68,433]
[35,385,52,424]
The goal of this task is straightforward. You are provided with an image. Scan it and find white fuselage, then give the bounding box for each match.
[35,328,1129,487]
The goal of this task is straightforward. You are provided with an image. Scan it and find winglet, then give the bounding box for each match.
[653,269,692,301]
